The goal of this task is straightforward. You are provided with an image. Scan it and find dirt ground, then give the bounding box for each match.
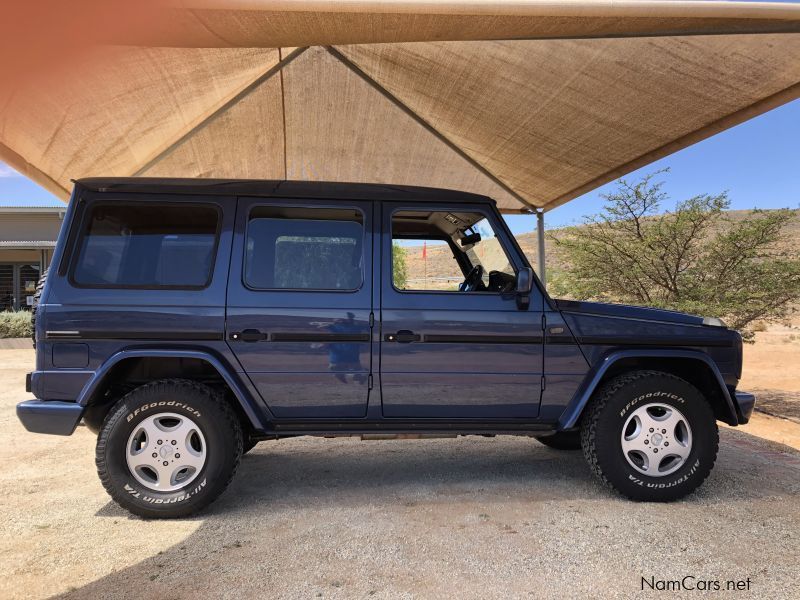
[2,342,800,600]
[740,330,800,428]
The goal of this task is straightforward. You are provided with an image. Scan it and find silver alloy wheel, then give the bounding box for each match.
[126,412,207,492]
[621,403,692,477]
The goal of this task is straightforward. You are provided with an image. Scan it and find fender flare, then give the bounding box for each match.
[557,348,738,430]
[76,348,268,430]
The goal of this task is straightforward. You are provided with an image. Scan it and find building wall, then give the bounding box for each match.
[0,210,63,310]
[0,212,64,241]
[1,250,47,263]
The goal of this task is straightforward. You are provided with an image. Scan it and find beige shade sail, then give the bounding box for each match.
[1,1,799,212]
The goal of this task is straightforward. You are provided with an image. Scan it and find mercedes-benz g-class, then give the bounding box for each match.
[17,179,755,517]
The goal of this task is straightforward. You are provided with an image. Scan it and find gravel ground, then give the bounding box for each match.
[2,348,800,600]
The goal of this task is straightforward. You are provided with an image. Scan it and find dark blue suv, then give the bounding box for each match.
[17,178,755,518]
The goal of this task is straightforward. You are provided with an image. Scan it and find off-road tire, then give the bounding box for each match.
[535,431,581,450]
[30,268,48,348]
[96,379,243,518]
[580,370,718,502]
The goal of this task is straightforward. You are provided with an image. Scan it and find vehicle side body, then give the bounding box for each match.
[18,178,755,442]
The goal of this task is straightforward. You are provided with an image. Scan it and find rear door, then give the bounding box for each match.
[226,198,374,419]
[379,201,544,419]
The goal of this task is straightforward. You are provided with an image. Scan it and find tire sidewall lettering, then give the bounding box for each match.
[626,458,701,488]
[619,390,685,419]
[126,401,202,423]
[123,479,207,504]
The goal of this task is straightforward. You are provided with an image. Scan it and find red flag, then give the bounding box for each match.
[422,241,427,260]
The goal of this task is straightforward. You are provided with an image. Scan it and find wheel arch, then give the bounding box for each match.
[558,349,738,430]
[78,349,267,433]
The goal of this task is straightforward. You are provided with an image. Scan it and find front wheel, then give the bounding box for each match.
[581,370,718,502]
[96,379,243,518]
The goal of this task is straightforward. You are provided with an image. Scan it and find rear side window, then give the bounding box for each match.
[72,203,219,288]
[245,206,364,291]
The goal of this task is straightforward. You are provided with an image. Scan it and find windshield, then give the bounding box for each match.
[462,218,515,286]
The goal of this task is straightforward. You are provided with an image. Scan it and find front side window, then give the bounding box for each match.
[72,203,219,288]
[392,210,516,293]
[245,207,364,291]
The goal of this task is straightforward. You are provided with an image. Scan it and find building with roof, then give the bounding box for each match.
[0,198,65,310]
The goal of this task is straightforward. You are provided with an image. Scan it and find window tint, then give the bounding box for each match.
[72,203,219,288]
[245,207,364,290]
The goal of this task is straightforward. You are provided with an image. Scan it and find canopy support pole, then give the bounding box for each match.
[537,210,546,289]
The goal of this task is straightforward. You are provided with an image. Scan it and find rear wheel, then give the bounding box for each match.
[535,431,581,450]
[581,370,718,502]
[96,379,242,518]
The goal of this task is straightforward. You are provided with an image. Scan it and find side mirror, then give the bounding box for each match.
[515,267,533,310]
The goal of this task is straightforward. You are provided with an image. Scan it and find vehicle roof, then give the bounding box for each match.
[75,178,498,206]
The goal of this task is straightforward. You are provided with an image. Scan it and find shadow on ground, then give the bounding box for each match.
[59,428,800,599]
[753,388,800,423]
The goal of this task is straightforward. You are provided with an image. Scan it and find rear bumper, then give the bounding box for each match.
[734,391,756,425]
[16,400,84,436]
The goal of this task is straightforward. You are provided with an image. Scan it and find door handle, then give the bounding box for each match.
[230,329,266,342]
[385,330,421,343]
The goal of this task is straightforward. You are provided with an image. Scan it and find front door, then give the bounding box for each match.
[379,202,544,419]
[226,198,374,419]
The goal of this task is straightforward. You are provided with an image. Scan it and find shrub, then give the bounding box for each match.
[0,310,32,339]
[393,242,409,289]
[549,170,800,341]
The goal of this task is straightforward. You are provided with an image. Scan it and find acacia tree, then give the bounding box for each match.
[549,170,800,339]
[392,242,409,289]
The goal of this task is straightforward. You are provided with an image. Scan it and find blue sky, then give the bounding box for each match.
[1,99,798,231]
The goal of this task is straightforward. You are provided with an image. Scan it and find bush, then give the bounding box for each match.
[550,170,800,341]
[392,242,409,289]
[0,310,32,339]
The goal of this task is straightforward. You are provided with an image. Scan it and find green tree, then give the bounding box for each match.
[549,170,800,340]
[392,242,409,289]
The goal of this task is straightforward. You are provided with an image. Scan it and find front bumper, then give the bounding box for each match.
[734,391,756,425]
[16,400,84,435]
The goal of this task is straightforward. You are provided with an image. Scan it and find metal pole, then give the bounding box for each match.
[536,210,546,289]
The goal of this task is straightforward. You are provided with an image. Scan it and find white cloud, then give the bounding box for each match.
[0,163,21,177]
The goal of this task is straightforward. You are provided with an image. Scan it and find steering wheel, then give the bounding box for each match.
[459,264,484,292]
